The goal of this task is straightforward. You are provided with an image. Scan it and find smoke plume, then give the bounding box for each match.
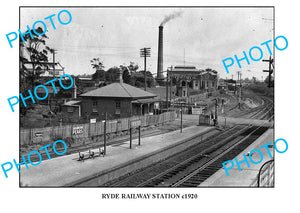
[160,11,182,26]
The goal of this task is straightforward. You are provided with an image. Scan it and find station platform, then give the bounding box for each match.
[175,114,273,127]
[20,125,215,187]
[218,116,274,127]
[200,128,274,187]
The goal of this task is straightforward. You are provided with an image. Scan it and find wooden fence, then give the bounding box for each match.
[20,111,176,146]
[174,91,218,104]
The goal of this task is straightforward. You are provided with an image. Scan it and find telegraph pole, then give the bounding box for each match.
[239,71,242,101]
[166,67,169,109]
[180,102,183,133]
[169,66,173,108]
[237,71,241,108]
[144,51,146,90]
[104,112,107,155]
[140,48,151,91]
[236,71,241,109]
[262,56,274,88]
[214,99,218,126]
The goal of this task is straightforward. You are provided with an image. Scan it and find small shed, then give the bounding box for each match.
[61,100,82,118]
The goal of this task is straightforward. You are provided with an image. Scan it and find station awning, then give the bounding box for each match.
[132,98,159,104]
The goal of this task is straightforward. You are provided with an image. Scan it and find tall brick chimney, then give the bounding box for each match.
[157,26,164,81]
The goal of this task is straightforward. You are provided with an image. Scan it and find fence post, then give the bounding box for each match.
[138,125,141,146]
[180,103,183,133]
[129,121,132,149]
[104,112,107,155]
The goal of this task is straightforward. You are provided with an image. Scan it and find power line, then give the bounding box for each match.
[54,44,139,49]
[140,47,151,91]
[262,56,274,88]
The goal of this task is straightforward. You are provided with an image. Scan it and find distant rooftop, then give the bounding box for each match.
[171,66,218,76]
[62,100,82,106]
[172,66,200,72]
[23,62,65,77]
[79,77,93,81]
[173,65,197,70]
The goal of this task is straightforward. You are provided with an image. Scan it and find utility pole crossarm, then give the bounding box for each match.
[140,47,151,91]
[262,56,274,88]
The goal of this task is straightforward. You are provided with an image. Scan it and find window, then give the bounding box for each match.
[115,100,121,114]
[115,100,121,109]
[67,107,73,113]
[92,101,97,106]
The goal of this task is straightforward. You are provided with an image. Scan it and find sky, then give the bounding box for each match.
[20,7,274,80]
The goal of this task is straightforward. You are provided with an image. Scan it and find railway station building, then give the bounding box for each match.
[170,66,218,98]
[78,71,158,121]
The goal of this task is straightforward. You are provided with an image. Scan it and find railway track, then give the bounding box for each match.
[103,122,269,187]
[104,99,273,187]
[232,96,273,120]
[172,126,267,187]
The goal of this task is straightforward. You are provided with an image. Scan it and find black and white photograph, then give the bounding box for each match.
[0,1,298,212]
[18,7,274,187]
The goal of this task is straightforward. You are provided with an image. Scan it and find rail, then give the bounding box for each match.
[171,125,268,187]
[257,159,274,187]
[106,108,273,187]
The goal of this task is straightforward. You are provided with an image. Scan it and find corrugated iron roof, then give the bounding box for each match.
[132,97,160,104]
[80,83,157,99]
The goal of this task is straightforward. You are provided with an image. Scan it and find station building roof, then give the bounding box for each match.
[132,97,160,104]
[80,82,157,99]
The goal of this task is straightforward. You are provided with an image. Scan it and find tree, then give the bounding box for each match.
[128,62,139,74]
[119,62,140,85]
[133,71,154,88]
[244,77,250,83]
[106,66,120,82]
[123,69,131,84]
[146,71,155,87]
[92,69,106,81]
[91,58,105,81]
[20,27,53,116]
[20,27,52,90]
[90,58,105,71]
[264,76,274,87]
[119,65,132,84]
